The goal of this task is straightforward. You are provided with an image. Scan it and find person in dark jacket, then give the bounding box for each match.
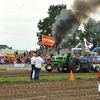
[30,53,36,80]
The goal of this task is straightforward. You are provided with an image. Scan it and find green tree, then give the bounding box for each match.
[75,29,86,55]
[83,18,97,49]
[83,18,100,50]
[75,18,98,48]
[73,18,100,55]
[36,4,66,50]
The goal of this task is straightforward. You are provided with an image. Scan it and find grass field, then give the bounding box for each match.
[0,74,98,82]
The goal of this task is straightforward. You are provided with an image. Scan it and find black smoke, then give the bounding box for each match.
[72,0,100,23]
[52,0,100,47]
[52,9,79,47]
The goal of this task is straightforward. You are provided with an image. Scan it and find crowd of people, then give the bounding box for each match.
[0,50,98,65]
[0,50,51,65]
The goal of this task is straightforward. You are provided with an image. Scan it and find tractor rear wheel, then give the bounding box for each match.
[57,64,64,73]
[69,58,81,73]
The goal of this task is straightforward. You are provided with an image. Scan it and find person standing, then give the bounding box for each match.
[15,50,18,56]
[34,54,44,80]
[30,53,36,80]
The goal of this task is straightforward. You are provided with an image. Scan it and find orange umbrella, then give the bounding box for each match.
[0,53,8,57]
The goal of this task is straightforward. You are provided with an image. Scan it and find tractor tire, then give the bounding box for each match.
[95,66,100,72]
[57,64,64,73]
[47,69,52,72]
[69,58,81,73]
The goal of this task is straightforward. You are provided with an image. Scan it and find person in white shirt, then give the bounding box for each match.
[34,53,44,80]
[30,53,36,80]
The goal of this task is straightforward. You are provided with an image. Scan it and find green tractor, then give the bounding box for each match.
[45,53,81,73]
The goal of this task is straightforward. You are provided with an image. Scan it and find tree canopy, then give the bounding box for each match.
[76,18,100,49]
[36,4,66,50]
[36,4,100,52]
[61,17,100,50]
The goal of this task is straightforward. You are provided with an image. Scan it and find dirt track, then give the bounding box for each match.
[0,70,100,100]
[0,70,98,78]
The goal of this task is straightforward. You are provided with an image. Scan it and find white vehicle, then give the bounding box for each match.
[71,43,97,56]
[92,64,100,72]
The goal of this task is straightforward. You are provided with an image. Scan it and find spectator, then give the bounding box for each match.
[7,57,11,64]
[87,52,91,57]
[10,57,15,64]
[36,51,39,56]
[16,56,21,63]
[39,51,42,55]
[31,53,33,57]
[21,57,25,64]
[34,54,44,80]
[15,50,18,56]
[23,51,26,57]
[0,57,2,64]
[29,51,31,56]
[26,54,30,59]
[30,53,36,80]
[4,57,8,64]
[26,56,31,64]
[1,57,4,64]
[92,54,96,57]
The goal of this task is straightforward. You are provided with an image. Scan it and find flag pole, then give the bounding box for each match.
[81,41,86,56]
[56,45,58,56]
[97,41,99,56]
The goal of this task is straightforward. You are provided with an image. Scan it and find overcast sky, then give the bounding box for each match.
[0,0,100,51]
[0,0,73,51]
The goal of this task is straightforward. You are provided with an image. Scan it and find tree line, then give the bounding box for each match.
[36,4,100,51]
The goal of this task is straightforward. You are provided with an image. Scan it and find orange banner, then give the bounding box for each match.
[42,35,55,46]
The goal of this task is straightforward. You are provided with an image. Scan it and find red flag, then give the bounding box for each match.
[87,42,90,45]
[84,38,93,49]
